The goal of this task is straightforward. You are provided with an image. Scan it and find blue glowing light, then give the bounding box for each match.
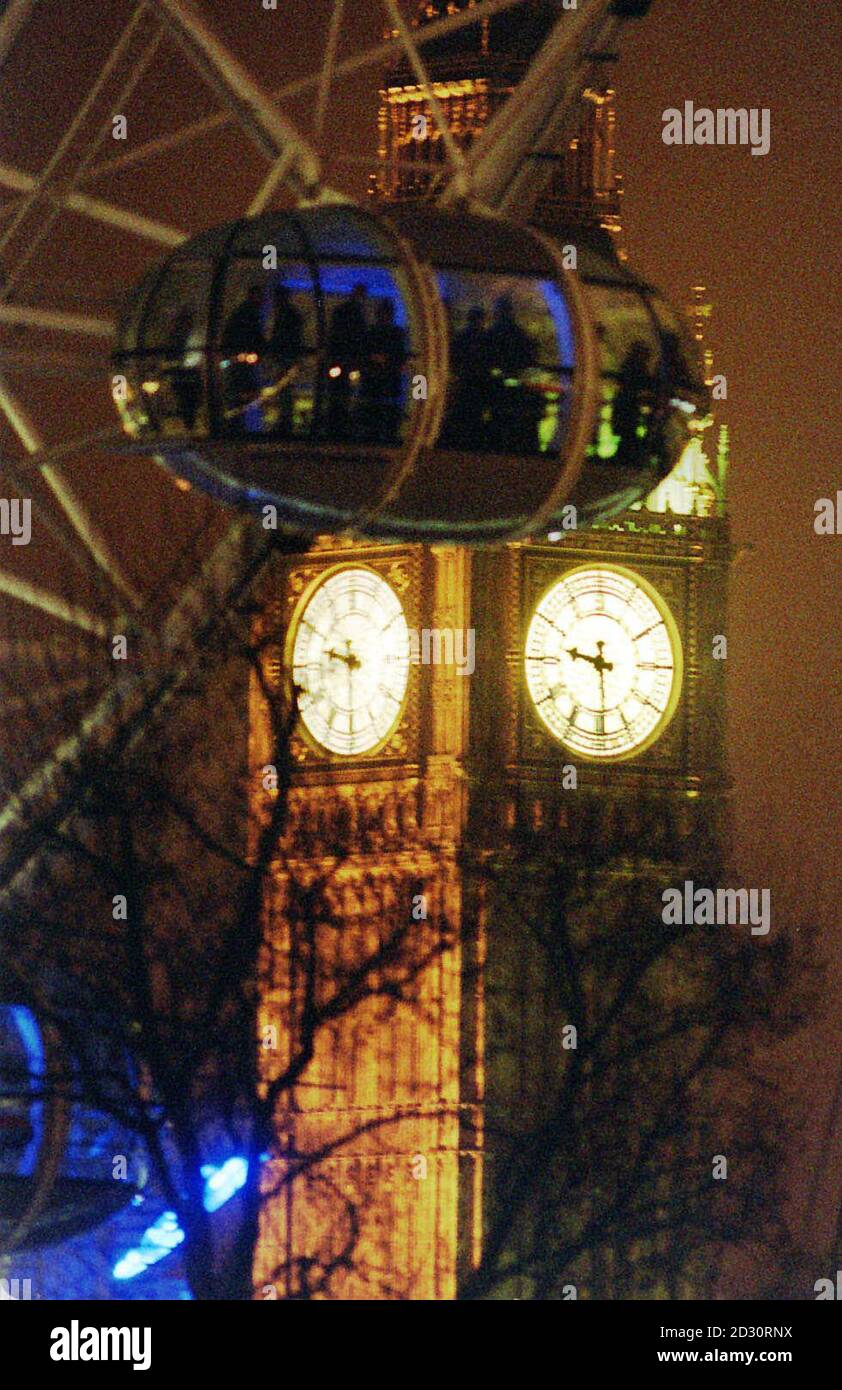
[111,1157,249,1281]
[112,1209,184,1281]
[200,1156,249,1213]
[6,1005,45,1174]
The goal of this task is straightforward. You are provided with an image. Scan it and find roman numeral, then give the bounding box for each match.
[536,611,566,636]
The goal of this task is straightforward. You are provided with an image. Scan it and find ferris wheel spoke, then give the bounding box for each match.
[3,426,128,472]
[246,146,302,218]
[0,571,110,637]
[0,375,142,610]
[0,160,185,247]
[314,0,345,143]
[437,0,624,214]
[0,466,122,612]
[1,17,167,297]
[250,0,352,215]
[0,0,40,71]
[0,301,113,337]
[0,636,96,662]
[149,0,341,206]
[0,676,103,719]
[0,519,295,907]
[79,0,525,191]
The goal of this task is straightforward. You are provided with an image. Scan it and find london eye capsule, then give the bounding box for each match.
[0,997,135,1253]
[112,205,707,543]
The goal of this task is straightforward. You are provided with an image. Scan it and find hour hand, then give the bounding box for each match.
[327,642,361,670]
[567,645,596,666]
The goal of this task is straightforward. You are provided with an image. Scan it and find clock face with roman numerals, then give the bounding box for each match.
[290,566,410,756]
[524,565,682,761]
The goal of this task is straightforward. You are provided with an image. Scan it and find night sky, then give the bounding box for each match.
[0,0,840,1266]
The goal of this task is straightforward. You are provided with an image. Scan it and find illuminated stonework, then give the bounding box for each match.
[253,545,473,1300]
[255,4,730,1302]
[642,287,728,517]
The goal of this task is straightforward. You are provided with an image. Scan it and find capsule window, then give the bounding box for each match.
[216,261,318,439]
[0,1003,40,1177]
[128,261,212,438]
[211,254,418,446]
[299,206,395,261]
[319,265,416,446]
[587,285,663,469]
[648,294,703,395]
[0,1004,129,1184]
[436,270,575,456]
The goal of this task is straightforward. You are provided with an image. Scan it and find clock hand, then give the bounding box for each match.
[567,644,613,672]
[326,642,362,670]
[593,640,613,674]
[567,645,597,666]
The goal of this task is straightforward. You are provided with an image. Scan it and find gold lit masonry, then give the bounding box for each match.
[289,567,411,757]
[525,565,683,761]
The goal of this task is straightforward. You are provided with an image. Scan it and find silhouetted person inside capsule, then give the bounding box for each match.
[443,306,492,449]
[164,305,201,432]
[326,282,368,440]
[267,283,304,437]
[659,328,693,391]
[648,329,689,471]
[611,339,654,466]
[221,283,265,434]
[483,294,541,454]
[360,299,407,445]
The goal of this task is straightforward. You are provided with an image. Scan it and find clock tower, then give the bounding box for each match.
[254,2,730,1300]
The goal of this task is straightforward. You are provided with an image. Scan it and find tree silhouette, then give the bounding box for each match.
[0,533,453,1299]
[457,802,817,1300]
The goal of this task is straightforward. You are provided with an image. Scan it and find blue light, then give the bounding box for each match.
[111,1158,250,1281]
[112,1210,184,1281]
[6,1005,45,1175]
[200,1156,249,1213]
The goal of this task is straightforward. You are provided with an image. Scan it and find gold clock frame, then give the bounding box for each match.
[524,560,685,764]
[286,561,413,761]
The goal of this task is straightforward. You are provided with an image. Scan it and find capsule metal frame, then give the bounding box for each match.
[0,995,135,1253]
[113,204,707,542]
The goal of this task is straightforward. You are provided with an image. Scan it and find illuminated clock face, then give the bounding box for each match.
[524,565,682,760]
[290,567,410,756]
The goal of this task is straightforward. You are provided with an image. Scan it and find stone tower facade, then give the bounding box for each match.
[254,0,729,1300]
